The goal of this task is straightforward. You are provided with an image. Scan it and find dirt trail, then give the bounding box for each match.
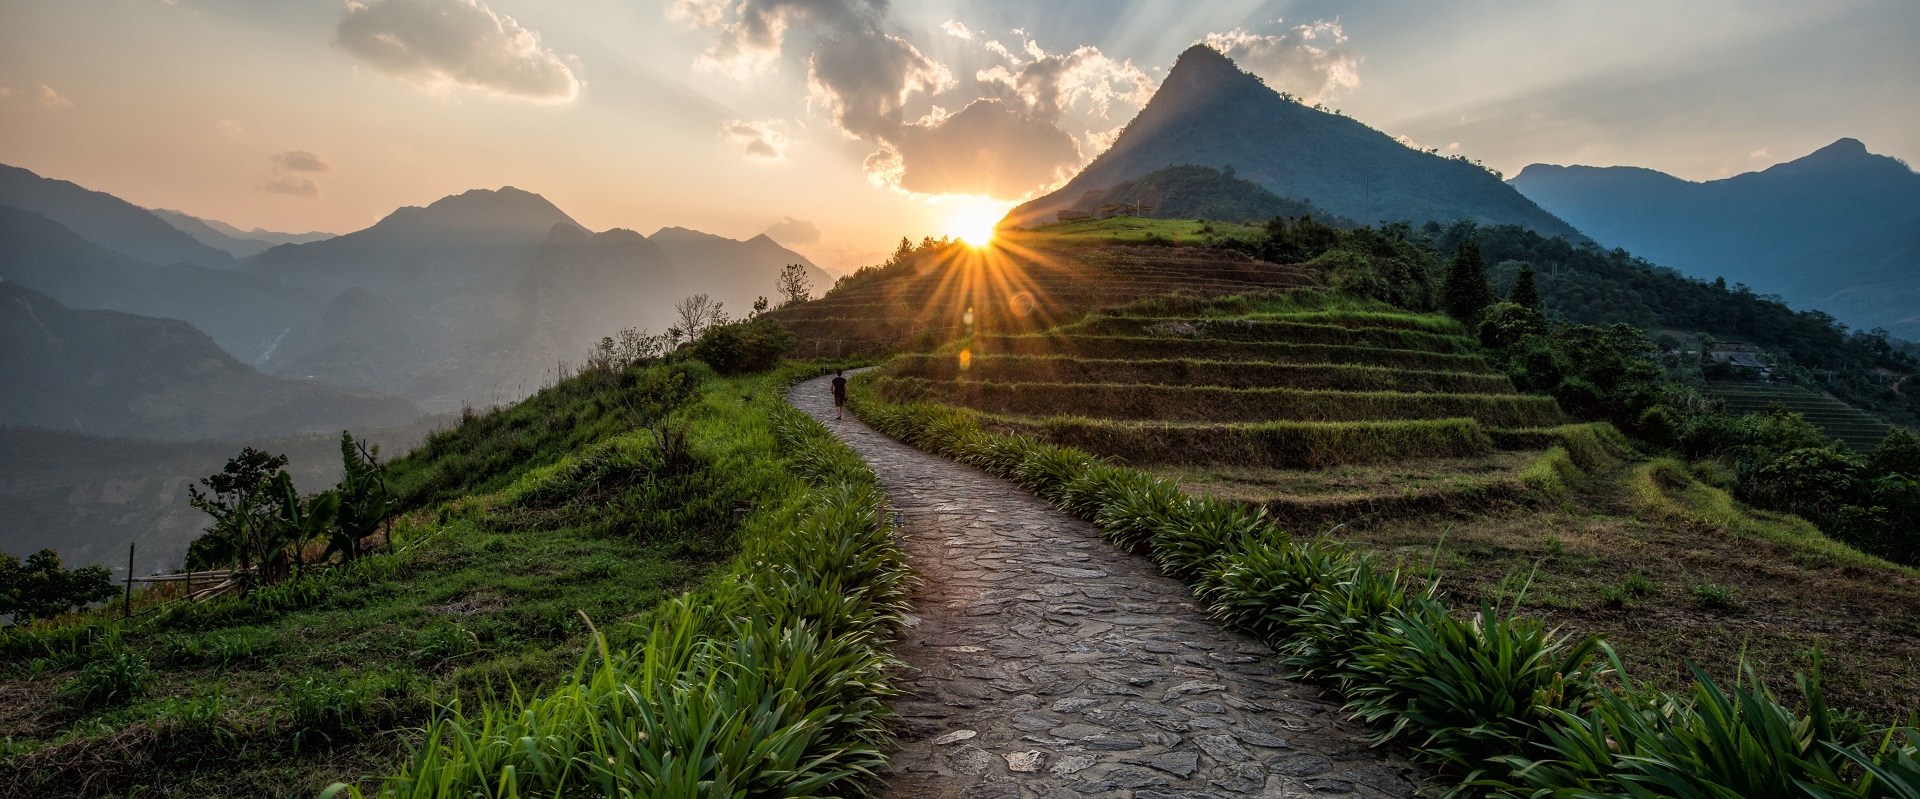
[790,375,1423,799]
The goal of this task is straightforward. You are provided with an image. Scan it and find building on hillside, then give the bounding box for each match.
[1056,209,1094,221]
[1708,348,1773,378]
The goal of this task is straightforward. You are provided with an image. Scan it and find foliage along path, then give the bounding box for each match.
[790,375,1425,799]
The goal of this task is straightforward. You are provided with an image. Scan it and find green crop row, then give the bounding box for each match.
[884,353,1517,394]
[850,387,1920,799]
[965,333,1497,372]
[1488,423,1638,470]
[333,369,911,798]
[870,375,1568,428]
[1066,315,1477,353]
[848,381,1495,468]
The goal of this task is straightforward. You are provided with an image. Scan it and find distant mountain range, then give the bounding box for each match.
[0,164,830,414]
[151,208,335,258]
[1510,139,1920,339]
[1006,45,1582,238]
[0,281,420,439]
[0,164,234,269]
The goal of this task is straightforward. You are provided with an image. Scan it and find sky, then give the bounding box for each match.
[1,0,1915,273]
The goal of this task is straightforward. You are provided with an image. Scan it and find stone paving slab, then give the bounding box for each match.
[791,375,1426,799]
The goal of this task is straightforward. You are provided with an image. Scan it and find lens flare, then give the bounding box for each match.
[945,204,1003,247]
[958,348,972,371]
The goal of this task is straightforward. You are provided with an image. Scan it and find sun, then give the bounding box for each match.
[946,205,1002,247]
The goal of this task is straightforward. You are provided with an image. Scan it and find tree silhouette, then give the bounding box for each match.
[776,263,812,307]
[673,294,725,340]
[1508,262,1542,310]
[1441,236,1495,322]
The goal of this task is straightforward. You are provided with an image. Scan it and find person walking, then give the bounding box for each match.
[831,369,849,420]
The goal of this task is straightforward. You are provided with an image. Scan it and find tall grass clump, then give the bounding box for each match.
[331,367,912,798]
[849,380,1918,798]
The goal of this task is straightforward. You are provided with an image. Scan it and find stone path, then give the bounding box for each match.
[790,376,1425,799]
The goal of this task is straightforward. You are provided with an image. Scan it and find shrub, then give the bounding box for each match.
[692,317,796,375]
[60,651,152,710]
[0,548,117,623]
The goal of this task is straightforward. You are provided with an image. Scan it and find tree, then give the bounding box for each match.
[674,294,726,341]
[1508,262,1542,309]
[186,448,291,572]
[1441,236,1496,322]
[327,433,391,562]
[1,548,116,624]
[776,263,812,307]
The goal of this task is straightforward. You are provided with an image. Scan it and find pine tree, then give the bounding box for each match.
[1508,262,1542,309]
[1442,237,1495,321]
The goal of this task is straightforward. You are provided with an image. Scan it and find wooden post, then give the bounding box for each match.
[123,543,135,618]
[185,566,193,604]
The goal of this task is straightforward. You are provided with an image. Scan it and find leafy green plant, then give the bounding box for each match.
[1601,572,1655,608]
[60,650,151,710]
[1692,581,1735,609]
[160,684,239,751]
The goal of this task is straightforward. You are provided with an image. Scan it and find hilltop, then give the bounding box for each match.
[1004,45,1582,237]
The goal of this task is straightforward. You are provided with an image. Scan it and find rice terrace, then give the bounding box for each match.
[4,6,1920,799]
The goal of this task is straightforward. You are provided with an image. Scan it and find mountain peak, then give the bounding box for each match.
[648,226,733,244]
[1759,137,1912,180]
[1155,44,1261,102]
[372,186,580,234]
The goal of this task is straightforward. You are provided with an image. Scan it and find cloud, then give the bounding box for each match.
[260,175,320,198]
[724,119,789,160]
[682,2,1146,199]
[764,215,822,245]
[1204,20,1359,104]
[336,0,581,102]
[1749,147,1771,159]
[39,85,74,109]
[976,43,1152,120]
[878,99,1081,196]
[270,150,332,172]
[0,87,16,99]
[258,151,329,199]
[217,119,246,139]
[686,0,891,78]
[807,29,952,140]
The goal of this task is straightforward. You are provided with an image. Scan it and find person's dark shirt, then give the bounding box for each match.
[831,376,848,398]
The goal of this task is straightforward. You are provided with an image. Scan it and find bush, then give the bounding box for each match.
[1,548,117,623]
[60,651,152,710]
[692,317,795,375]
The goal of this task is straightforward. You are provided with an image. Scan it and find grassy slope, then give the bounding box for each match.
[0,363,852,797]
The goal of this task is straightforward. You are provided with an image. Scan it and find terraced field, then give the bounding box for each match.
[1707,381,1897,450]
[863,293,1590,531]
[765,243,1318,357]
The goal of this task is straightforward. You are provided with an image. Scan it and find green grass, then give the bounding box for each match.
[885,353,1517,394]
[1627,458,1918,578]
[927,399,1500,468]
[0,363,894,797]
[1006,216,1266,246]
[869,375,1568,427]
[967,332,1496,372]
[1065,315,1478,353]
